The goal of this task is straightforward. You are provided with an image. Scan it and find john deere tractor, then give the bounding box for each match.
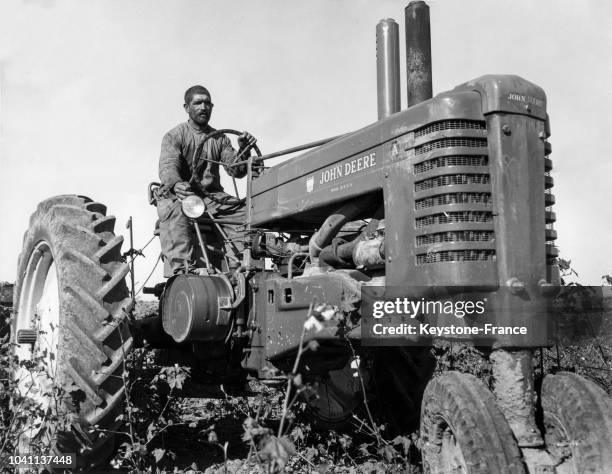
[10,1,612,472]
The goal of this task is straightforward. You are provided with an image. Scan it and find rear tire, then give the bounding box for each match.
[541,372,612,473]
[12,195,133,470]
[420,371,525,473]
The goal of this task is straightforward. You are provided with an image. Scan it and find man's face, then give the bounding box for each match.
[185,92,213,127]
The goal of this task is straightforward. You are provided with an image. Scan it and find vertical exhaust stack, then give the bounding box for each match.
[376,19,401,120]
[405,1,432,106]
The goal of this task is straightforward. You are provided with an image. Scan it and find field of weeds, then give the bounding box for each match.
[1,283,610,473]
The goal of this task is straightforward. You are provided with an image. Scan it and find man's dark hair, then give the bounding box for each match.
[184,85,211,105]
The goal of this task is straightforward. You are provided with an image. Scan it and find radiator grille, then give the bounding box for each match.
[414,120,494,266]
[416,250,496,264]
[416,211,493,228]
[416,137,487,155]
[414,155,488,174]
[415,120,486,138]
[415,192,491,210]
[415,174,490,192]
[417,231,495,246]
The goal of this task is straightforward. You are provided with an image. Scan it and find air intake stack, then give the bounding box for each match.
[405,0,432,106]
[376,2,432,117]
[376,19,401,119]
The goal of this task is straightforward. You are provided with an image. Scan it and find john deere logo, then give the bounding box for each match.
[306,176,314,193]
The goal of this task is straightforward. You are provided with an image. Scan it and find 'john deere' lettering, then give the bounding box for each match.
[319,152,377,184]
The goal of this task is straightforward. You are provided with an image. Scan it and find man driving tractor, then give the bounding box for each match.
[156,85,255,277]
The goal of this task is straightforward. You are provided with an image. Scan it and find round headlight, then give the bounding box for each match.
[181,195,205,219]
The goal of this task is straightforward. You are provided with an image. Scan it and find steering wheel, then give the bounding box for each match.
[189,129,262,196]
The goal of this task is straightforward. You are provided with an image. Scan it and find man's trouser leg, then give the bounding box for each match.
[209,201,247,259]
[157,197,193,277]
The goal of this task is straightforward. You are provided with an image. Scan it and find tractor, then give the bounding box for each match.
[10,1,612,472]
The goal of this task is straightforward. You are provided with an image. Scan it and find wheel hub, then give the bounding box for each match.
[304,356,364,426]
[13,242,60,438]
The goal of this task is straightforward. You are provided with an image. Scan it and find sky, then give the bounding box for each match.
[0,0,611,294]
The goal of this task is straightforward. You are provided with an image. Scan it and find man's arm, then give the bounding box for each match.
[159,131,193,199]
[159,131,183,189]
[219,132,260,179]
[218,134,248,179]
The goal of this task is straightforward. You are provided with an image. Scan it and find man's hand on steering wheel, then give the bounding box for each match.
[237,131,264,175]
[237,131,256,152]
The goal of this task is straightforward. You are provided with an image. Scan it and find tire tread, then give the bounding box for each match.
[421,371,525,473]
[12,195,133,469]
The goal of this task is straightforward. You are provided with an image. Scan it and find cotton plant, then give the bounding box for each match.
[303,304,340,332]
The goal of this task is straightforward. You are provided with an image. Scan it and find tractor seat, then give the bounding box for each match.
[148,182,161,206]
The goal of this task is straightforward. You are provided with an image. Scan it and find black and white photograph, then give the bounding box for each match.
[0,1,611,472]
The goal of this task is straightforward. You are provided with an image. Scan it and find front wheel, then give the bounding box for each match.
[541,372,612,473]
[11,195,133,469]
[420,371,525,473]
